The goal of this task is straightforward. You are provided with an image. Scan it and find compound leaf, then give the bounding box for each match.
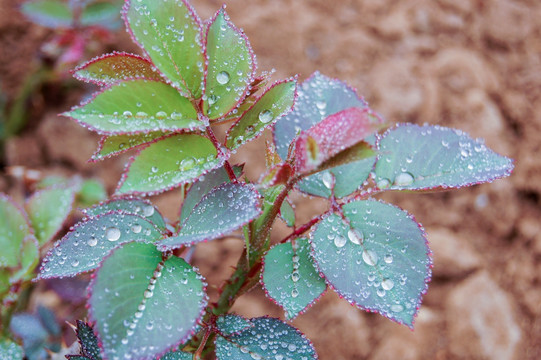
[0,338,23,360]
[311,200,431,327]
[374,124,514,191]
[226,79,296,150]
[124,0,205,97]
[21,0,72,28]
[159,183,261,250]
[262,238,326,319]
[0,194,32,268]
[37,212,163,279]
[25,187,75,246]
[215,317,317,360]
[203,8,255,119]
[89,242,207,360]
[64,80,201,135]
[116,134,223,196]
[73,53,162,86]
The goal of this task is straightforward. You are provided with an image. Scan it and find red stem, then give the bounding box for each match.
[193,326,212,360]
[205,125,237,182]
[279,214,324,244]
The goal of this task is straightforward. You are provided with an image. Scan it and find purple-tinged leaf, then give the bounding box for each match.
[374,124,514,191]
[37,212,163,280]
[91,132,168,161]
[64,80,201,135]
[84,197,167,232]
[214,317,317,360]
[124,0,205,98]
[225,79,297,150]
[262,238,326,319]
[73,321,101,360]
[73,52,163,86]
[179,166,243,225]
[215,314,253,336]
[294,107,379,175]
[80,1,121,29]
[21,0,72,29]
[116,134,224,196]
[159,183,261,250]
[89,242,207,360]
[259,163,293,188]
[311,200,432,328]
[203,8,256,119]
[25,187,75,246]
[0,338,23,360]
[0,194,33,268]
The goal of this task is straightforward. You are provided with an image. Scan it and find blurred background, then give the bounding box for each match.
[0,0,539,359]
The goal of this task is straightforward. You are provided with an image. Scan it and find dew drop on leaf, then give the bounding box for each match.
[155,111,168,119]
[143,205,155,217]
[131,224,142,234]
[362,249,378,266]
[315,100,326,110]
[384,254,393,264]
[291,288,299,298]
[391,304,404,313]
[106,227,121,242]
[258,109,273,123]
[394,172,414,186]
[376,178,391,189]
[347,229,363,245]
[216,71,230,85]
[334,235,347,248]
[179,157,196,171]
[321,172,334,189]
[87,236,98,247]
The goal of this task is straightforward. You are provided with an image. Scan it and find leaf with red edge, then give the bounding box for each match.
[259,163,293,188]
[295,107,379,175]
[64,80,201,135]
[37,211,163,280]
[124,0,205,98]
[88,242,207,360]
[215,314,253,336]
[225,79,297,150]
[91,132,168,162]
[116,134,224,196]
[203,8,256,119]
[159,183,261,250]
[21,0,72,29]
[73,52,162,86]
[310,200,432,328]
[25,187,75,246]
[374,124,514,191]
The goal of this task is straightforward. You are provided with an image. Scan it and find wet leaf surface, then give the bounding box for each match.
[0,194,32,268]
[0,337,23,360]
[215,314,253,336]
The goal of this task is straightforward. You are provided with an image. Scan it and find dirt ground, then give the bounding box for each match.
[1,0,540,359]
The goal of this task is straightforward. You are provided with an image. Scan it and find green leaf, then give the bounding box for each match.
[124,0,205,98]
[0,194,32,268]
[10,235,39,283]
[84,197,167,232]
[0,269,10,296]
[73,53,163,86]
[89,242,207,360]
[25,187,75,246]
[225,79,296,150]
[215,314,253,336]
[310,200,431,327]
[65,80,201,135]
[91,132,166,161]
[374,124,514,191]
[0,337,23,360]
[279,198,295,227]
[159,183,261,250]
[116,134,222,196]
[21,0,72,29]
[77,179,107,208]
[74,321,101,360]
[262,239,326,319]
[80,1,121,29]
[160,350,192,360]
[215,317,317,360]
[37,212,163,279]
[203,8,255,119]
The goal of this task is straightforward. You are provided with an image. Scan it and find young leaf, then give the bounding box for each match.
[80,1,121,29]
[310,200,431,327]
[262,238,326,319]
[73,52,163,86]
[25,187,75,246]
[21,0,72,29]
[203,8,255,119]
[179,166,243,224]
[374,124,514,191]
[294,107,378,174]
[280,198,295,227]
[215,314,253,336]
[258,163,293,188]
[77,179,108,208]
[89,242,207,360]
[37,212,163,279]
[159,183,261,250]
[91,132,170,161]
[10,235,40,283]
[116,134,223,196]
[124,0,204,97]
[225,79,297,150]
[73,321,101,360]
[84,197,167,232]
[214,317,317,360]
[64,80,201,135]
[0,194,32,268]
[0,338,23,360]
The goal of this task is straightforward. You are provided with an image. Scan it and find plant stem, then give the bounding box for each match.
[193,326,212,360]
[279,215,323,244]
[204,125,237,182]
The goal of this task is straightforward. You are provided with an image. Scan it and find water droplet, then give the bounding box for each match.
[334,235,347,248]
[106,227,121,242]
[291,288,299,298]
[362,249,378,266]
[321,172,334,189]
[87,236,98,247]
[347,229,363,245]
[384,254,393,264]
[315,100,326,110]
[216,71,230,85]
[381,278,394,290]
[143,205,155,217]
[394,172,414,186]
[131,224,142,234]
[291,271,300,282]
[123,110,133,117]
[155,111,167,119]
[171,112,182,120]
[179,157,196,171]
[208,94,218,105]
[151,166,158,173]
[144,290,153,298]
[258,109,273,123]
[377,178,391,189]
[391,304,404,312]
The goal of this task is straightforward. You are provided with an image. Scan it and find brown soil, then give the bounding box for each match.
[2,0,540,359]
